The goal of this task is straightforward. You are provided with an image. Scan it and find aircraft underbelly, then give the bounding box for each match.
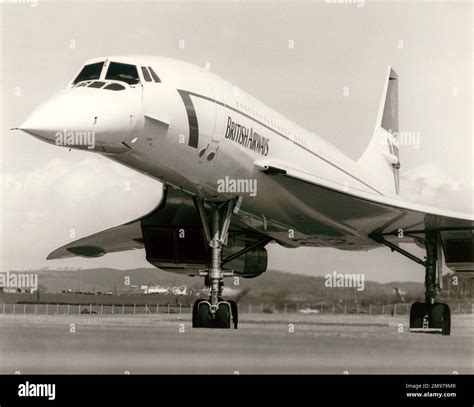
[229,181,378,250]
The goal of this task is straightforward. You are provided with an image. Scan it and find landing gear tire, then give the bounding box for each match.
[196,300,212,328]
[228,300,238,329]
[192,299,206,328]
[214,302,231,329]
[431,303,451,336]
[409,302,451,336]
[193,300,233,329]
[409,302,426,330]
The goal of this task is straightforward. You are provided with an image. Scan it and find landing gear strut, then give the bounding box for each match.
[409,231,451,335]
[192,198,239,329]
[374,231,451,335]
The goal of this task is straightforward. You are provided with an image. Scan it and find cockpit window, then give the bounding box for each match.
[88,81,106,88]
[141,67,152,82]
[148,67,161,83]
[105,62,140,85]
[104,83,126,91]
[73,62,104,84]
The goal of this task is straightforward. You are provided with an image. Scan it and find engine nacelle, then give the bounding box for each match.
[139,188,270,277]
[227,246,268,278]
[440,230,474,272]
[142,224,269,278]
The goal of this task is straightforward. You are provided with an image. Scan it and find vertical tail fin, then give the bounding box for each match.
[358,67,400,196]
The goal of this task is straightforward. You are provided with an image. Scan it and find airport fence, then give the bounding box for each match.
[0,302,473,316]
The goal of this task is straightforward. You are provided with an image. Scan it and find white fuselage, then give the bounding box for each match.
[20,55,392,250]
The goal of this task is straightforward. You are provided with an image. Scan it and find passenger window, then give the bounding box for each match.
[73,62,104,84]
[148,67,161,83]
[106,62,140,85]
[141,67,152,82]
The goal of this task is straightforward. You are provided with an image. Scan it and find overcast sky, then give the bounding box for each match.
[1,1,472,283]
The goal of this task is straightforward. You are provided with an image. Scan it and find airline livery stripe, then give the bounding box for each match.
[177,89,383,196]
[177,90,199,148]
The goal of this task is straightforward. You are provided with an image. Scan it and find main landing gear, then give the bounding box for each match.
[374,231,451,336]
[409,231,450,335]
[192,198,240,329]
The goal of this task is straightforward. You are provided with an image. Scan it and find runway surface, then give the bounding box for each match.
[0,314,472,374]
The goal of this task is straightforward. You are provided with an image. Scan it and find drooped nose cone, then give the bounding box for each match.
[20,85,142,154]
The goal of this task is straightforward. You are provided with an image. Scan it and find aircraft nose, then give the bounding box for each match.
[20,87,141,154]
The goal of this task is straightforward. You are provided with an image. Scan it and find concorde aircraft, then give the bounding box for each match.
[18,56,473,333]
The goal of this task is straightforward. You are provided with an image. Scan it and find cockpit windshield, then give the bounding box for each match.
[73,62,104,84]
[105,62,140,85]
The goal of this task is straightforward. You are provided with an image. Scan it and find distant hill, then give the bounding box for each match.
[6,267,428,305]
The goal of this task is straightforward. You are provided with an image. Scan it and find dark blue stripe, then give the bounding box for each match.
[177,90,199,148]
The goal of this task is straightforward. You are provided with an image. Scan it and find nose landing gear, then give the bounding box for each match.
[192,198,240,329]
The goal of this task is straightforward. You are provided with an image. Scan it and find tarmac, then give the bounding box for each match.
[0,313,472,374]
